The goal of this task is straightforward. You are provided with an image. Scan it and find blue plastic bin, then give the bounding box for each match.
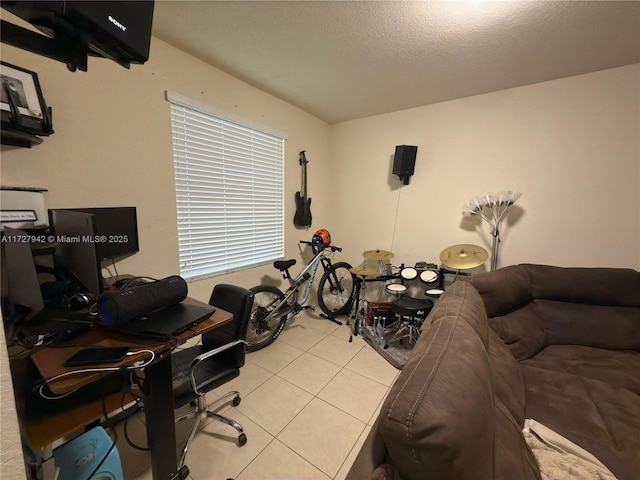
[53,426,124,480]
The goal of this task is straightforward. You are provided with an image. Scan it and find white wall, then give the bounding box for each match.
[0,35,333,300]
[329,65,640,271]
[0,30,332,475]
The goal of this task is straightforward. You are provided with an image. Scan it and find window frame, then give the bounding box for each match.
[166,91,287,281]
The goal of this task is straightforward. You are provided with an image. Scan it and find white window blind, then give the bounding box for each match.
[167,91,285,281]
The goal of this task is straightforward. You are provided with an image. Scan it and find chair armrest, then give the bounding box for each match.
[189,340,247,394]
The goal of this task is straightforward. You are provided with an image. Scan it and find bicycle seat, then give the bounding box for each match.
[274,259,296,271]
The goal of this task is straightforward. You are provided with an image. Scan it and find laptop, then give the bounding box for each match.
[107,302,216,339]
[20,317,93,346]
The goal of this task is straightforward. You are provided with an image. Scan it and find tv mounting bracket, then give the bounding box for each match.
[1,19,89,72]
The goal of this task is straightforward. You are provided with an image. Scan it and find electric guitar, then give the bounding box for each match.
[293,150,312,228]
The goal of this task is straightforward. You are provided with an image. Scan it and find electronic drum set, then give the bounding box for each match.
[349,244,488,348]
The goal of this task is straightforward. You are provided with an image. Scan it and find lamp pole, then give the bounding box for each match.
[462,191,521,271]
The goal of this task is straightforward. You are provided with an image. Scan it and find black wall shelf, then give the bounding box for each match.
[1,127,44,148]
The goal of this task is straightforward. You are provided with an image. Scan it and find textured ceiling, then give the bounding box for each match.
[152,1,640,124]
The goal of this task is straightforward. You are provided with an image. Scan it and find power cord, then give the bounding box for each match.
[115,276,159,290]
[81,386,120,480]
[123,397,150,451]
[390,182,403,254]
[35,349,156,400]
[102,259,119,281]
[39,377,123,480]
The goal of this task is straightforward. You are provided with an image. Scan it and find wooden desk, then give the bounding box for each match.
[24,302,233,480]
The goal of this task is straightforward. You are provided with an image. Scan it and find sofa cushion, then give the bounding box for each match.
[521,345,640,396]
[465,265,532,318]
[534,299,640,350]
[523,264,640,307]
[469,264,640,358]
[379,281,539,480]
[520,362,640,480]
[487,302,547,361]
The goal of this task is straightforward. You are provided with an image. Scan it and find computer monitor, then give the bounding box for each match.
[48,210,103,295]
[57,207,139,261]
[1,226,45,321]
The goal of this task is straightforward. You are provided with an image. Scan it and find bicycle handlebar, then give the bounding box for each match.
[299,240,342,252]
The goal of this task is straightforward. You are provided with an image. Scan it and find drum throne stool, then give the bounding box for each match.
[390,296,433,345]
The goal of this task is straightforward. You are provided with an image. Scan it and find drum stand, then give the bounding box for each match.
[350,250,396,345]
[348,271,390,349]
[390,320,421,345]
[348,273,367,342]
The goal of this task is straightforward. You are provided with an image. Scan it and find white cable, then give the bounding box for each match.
[38,384,83,400]
[37,349,156,399]
[125,349,156,367]
[390,186,402,254]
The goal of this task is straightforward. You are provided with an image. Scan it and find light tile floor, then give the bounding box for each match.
[121,311,400,480]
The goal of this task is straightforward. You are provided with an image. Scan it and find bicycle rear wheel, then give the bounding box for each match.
[246,285,288,352]
[317,262,355,316]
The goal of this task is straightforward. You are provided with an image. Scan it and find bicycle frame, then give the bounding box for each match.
[247,242,355,351]
[269,248,334,318]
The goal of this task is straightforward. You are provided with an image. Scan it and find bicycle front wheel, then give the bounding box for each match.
[246,285,287,352]
[317,262,355,316]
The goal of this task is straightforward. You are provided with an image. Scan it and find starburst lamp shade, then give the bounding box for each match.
[462,190,521,271]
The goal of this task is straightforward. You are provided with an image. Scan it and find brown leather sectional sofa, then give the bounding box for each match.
[346,264,640,480]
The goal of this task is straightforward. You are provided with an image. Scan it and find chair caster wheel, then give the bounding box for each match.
[232,395,241,406]
[174,465,189,479]
[238,433,247,446]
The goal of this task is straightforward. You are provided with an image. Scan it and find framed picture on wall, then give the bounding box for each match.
[1,61,51,134]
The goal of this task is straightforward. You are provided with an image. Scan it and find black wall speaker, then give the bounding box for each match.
[393,145,418,185]
[97,275,188,324]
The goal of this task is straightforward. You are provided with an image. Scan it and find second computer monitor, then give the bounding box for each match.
[48,209,103,295]
[59,207,139,261]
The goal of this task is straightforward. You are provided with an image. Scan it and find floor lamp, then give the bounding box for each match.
[462,190,521,271]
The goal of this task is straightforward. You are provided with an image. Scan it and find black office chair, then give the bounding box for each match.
[171,284,254,468]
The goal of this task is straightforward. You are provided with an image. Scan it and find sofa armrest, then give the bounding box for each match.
[345,418,388,480]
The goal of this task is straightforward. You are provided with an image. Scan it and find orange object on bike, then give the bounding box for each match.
[311,229,331,251]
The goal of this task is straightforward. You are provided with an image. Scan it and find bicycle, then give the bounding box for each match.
[246,231,356,352]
